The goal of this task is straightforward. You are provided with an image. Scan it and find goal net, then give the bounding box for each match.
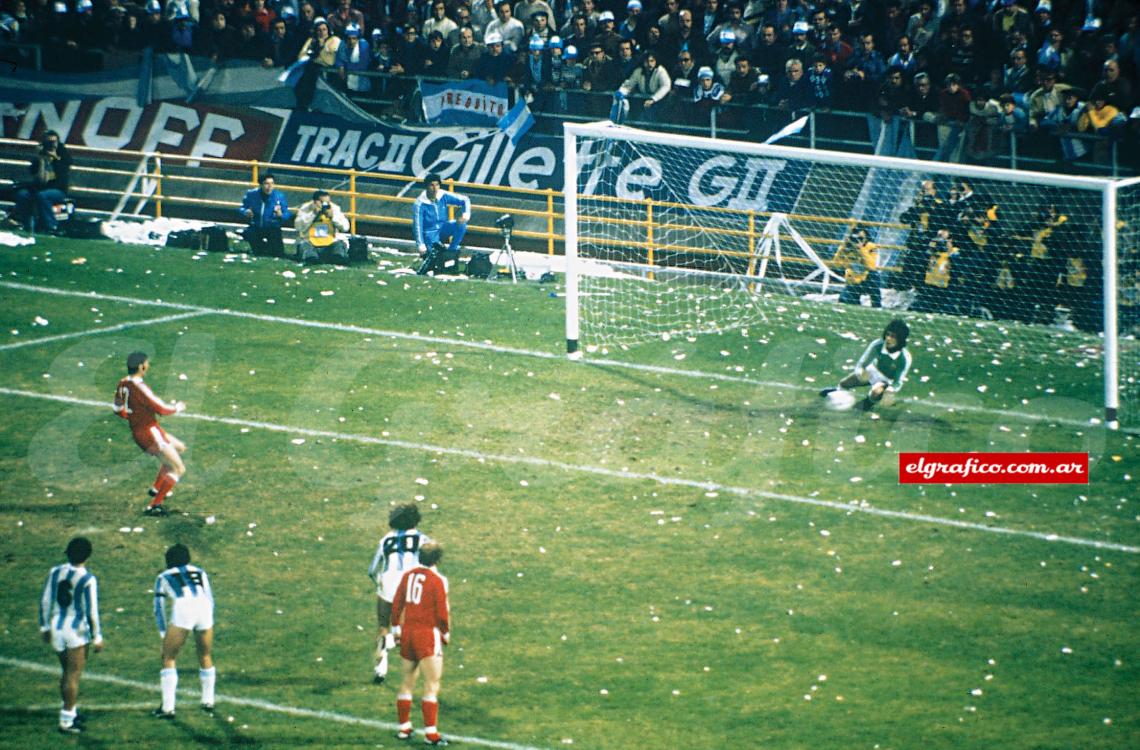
[563,121,1139,428]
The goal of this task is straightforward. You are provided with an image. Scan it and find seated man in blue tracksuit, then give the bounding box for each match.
[412,173,471,274]
[239,173,292,257]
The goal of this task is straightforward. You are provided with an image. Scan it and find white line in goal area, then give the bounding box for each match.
[0,657,548,750]
[0,312,209,351]
[562,121,1140,429]
[0,280,1131,433]
[0,386,1134,554]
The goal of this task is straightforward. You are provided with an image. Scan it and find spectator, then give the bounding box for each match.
[471,0,497,33]
[294,18,340,110]
[726,54,763,105]
[751,22,786,78]
[336,24,372,92]
[616,49,672,121]
[446,6,475,46]
[294,189,350,263]
[564,13,592,54]
[618,0,645,47]
[422,30,449,76]
[947,24,986,89]
[169,8,196,55]
[906,0,938,54]
[807,54,832,108]
[327,0,362,39]
[903,72,939,122]
[1027,70,1071,131]
[199,10,239,62]
[992,0,1032,47]
[239,173,291,258]
[613,37,637,80]
[485,0,524,53]
[937,73,972,161]
[657,0,682,37]
[527,8,553,44]
[1078,94,1126,137]
[761,0,797,42]
[642,24,673,66]
[878,65,909,121]
[1003,47,1034,99]
[263,16,299,67]
[448,25,483,79]
[1035,26,1069,77]
[786,20,814,63]
[712,28,738,83]
[819,23,851,72]
[706,1,750,52]
[887,34,917,79]
[518,0,556,35]
[871,0,909,57]
[806,5,828,49]
[772,56,811,111]
[392,22,428,78]
[249,0,274,33]
[1090,59,1134,114]
[422,0,456,41]
[594,10,621,56]
[474,31,513,83]
[233,20,270,61]
[668,9,708,66]
[517,33,552,102]
[842,32,887,110]
[691,64,728,121]
[671,48,700,95]
[12,130,71,235]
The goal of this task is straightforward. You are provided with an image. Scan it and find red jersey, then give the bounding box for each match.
[113,376,178,441]
[391,565,450,638]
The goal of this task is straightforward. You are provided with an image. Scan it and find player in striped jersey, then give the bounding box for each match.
[39,537,103,735]
[152,544,216,718]
[113,351,187,516]
[368,503,431,684]
[392,543,451,746]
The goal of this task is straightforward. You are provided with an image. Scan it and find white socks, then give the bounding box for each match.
[59,706,77,728]
[200,666,216,706]
[160,667,178,712]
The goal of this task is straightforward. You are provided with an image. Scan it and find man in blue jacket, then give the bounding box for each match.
[239,173,292,257]
[412,173,471,274]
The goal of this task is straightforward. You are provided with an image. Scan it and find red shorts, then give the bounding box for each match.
[400,627,443,662]
[133,424,169,454]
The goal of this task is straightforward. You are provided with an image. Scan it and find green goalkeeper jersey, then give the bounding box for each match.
[856,339,912,391]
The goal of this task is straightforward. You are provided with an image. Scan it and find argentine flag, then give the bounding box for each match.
[763,115,808,145]
[497,99,536,145]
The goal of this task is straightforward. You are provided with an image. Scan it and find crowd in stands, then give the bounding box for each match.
[3,0,1138,163]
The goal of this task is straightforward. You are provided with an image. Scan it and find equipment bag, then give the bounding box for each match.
[417,243,460,275]
[465,251,492,278]
[202,225,229,253]
[165,229,201,249]
[348,236,369,263]
[63,216,105,239]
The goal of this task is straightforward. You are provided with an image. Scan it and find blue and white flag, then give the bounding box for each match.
[421,79,508,126]
[763,115,808,145]
[278,57,309,88]
[497,98,536,145]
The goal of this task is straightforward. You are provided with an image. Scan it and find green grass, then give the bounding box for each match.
[0,237,1137,750]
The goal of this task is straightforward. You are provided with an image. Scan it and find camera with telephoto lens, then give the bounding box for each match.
[495,214,514,232]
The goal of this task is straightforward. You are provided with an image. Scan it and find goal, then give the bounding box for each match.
[563,121,1140,429]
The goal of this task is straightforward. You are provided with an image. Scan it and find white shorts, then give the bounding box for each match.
[48,624,91,652]
[377,571,406,604]
[169,597,214,632]
[860,364,892,389]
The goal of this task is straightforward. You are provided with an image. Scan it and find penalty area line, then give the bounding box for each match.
[0,280,1122,433]
[0,311,210,352]
[0,656,550,750]
[0,386,1135,554]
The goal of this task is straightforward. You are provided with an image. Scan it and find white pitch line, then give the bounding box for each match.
[0,311,209,351]
[0,702,155,712]
[0,386,1135,554]
[0,656,549,750]
[0,280,1127,432]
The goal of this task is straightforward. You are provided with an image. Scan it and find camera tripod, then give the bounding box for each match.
[488,226,522,282]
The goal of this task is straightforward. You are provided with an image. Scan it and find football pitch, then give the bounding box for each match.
[0,237,1137,750]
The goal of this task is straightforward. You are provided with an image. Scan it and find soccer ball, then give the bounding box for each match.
[823,390,857,412]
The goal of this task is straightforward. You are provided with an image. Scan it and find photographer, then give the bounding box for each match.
[412,173,471,274]
[239,173,292,257]
[12,131,72,234]
[294,189,350,263]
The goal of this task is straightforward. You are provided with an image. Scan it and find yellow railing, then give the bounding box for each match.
[1,139,904,269]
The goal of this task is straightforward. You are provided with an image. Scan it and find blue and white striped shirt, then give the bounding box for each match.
[154,564,214,633]
[39,563,102,643]
[369,529,431,584]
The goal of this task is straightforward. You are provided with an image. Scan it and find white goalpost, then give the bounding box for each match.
[563,121,1140,429]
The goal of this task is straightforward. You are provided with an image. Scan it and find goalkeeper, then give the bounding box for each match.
[820,319,912,411]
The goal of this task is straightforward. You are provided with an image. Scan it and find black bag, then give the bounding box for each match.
[202,225,229,253]
[465,251,492,277]
[348,236,369,263]
[63,216,105,239]
[417,242,460,275]
[165,229,201,249]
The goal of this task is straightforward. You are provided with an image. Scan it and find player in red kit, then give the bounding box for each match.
[391,543,450,747]
[113,352,186,517]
